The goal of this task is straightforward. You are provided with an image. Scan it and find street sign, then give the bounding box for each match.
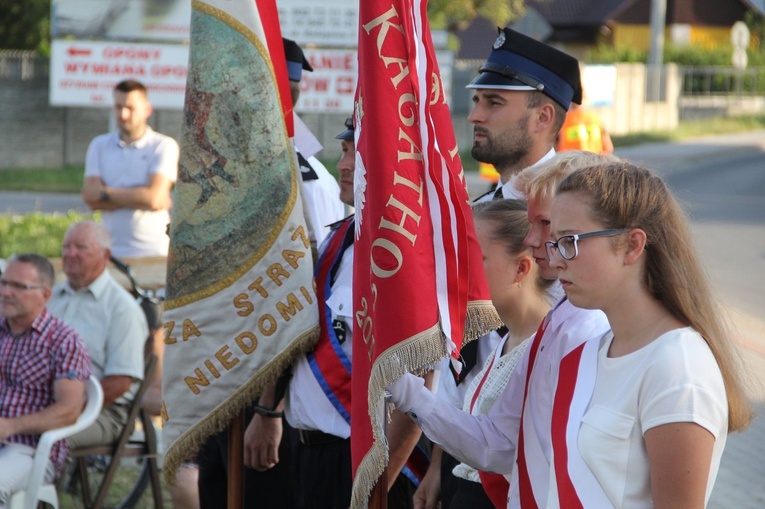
[731,21,751,49]
[278,0,358,47]
[731,21,751,70]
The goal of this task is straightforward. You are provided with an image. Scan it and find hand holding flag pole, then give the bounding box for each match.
[162,3,319,509]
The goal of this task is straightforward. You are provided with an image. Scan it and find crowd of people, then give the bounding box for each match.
[0,25,752,509]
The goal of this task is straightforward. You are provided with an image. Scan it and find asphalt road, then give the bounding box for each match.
[615,131,765,508]
[2,130,764,506]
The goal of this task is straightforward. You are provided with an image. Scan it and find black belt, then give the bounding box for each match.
[297,428,346,446]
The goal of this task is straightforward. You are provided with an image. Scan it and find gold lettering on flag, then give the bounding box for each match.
[350,1,501,506]
[161,0,319,483]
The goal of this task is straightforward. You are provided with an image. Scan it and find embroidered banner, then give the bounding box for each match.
[349,0,500,505]
[161,0,318,481]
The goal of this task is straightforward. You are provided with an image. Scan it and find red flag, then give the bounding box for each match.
[350,0,500,505]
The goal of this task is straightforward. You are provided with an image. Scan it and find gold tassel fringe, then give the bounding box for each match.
[162,325,320,485]
[350,323,445,509]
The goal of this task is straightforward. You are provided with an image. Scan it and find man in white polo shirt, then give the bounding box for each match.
[82,79,179,258]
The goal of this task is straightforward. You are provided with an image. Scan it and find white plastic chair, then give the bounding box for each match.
[9,376,103,509]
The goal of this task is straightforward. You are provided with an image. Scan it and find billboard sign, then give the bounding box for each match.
[50,40,189,109]
[49,1,452,110]
[52,0,191,42]
[278,0,358,47]
[296,49,453,114]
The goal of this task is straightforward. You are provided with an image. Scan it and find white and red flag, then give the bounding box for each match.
[161,0,318,481]
[350,0,501,505]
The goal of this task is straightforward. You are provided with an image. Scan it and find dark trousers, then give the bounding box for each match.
[439,451,461,507]
[198,408,294,509]
[449,476,495,509]
[290,432,415,509]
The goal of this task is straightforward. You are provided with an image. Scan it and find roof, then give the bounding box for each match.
[524,0,763,27]
[523,0,630,26]
[456,16,501,59]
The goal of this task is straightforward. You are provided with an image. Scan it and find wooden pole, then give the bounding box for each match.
[227,411,245,509]
[368,404,389,509]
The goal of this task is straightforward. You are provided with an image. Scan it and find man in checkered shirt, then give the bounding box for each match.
[0,253,92,507]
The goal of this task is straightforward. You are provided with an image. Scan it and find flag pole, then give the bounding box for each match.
[368,404,389,509]
[227,411,245,509]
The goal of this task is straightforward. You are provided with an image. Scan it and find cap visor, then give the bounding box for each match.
[466,72,537,91]
[335,129,354,141]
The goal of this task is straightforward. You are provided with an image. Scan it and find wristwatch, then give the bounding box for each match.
[100,189,110,202]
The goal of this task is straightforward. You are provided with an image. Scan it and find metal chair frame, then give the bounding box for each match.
[69,354,163,509]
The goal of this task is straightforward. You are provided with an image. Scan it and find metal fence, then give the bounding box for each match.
[679,66,763,96]
[0,50,45,80]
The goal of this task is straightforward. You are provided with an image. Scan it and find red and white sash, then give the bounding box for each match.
[307,217,355,421]
[549,335,612,508]
[514,309,613,508]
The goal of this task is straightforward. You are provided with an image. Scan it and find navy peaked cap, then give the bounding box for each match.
[467,27,582,110]
[283,38,313,82]
[335,117,354,141]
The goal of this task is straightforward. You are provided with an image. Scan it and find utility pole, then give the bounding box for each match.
[647,0,667,101]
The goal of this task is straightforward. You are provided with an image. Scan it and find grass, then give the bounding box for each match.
[0,166,84,193]
[0,115,763,195]
[0,211,99,258]
[610,114,765,147]
[58,460,174,509]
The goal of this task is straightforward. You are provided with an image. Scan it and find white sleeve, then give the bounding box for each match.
[409,342,530,474]
[639,330,727,438]
[103,296,148,380]
[150,136,180,182]
[301,157,344,246]
[84,137,102,178]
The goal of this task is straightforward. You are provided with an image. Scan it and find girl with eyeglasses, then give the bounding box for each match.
[386,151,617,508]
[547,162,751,507]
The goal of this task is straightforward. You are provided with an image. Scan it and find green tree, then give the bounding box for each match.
[428,0,525,33]
[0,0,521,56]
[0,0,51,54]
[745,11,764,50]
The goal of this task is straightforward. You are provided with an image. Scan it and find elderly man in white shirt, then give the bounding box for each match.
[48,221,147,448]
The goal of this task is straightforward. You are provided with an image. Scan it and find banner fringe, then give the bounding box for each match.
[464,300,503,344]
[162,325,320,485]
[350,323,445,509]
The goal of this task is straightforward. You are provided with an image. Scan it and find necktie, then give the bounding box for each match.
[492,185,504,200]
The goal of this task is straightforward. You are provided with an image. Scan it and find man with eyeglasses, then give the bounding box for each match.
[0,253,92,507]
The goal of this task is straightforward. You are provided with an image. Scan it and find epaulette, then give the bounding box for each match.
[297,152,319,181]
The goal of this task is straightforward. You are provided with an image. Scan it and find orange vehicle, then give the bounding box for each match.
[556,106,614,154]
[478,161,500,184]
